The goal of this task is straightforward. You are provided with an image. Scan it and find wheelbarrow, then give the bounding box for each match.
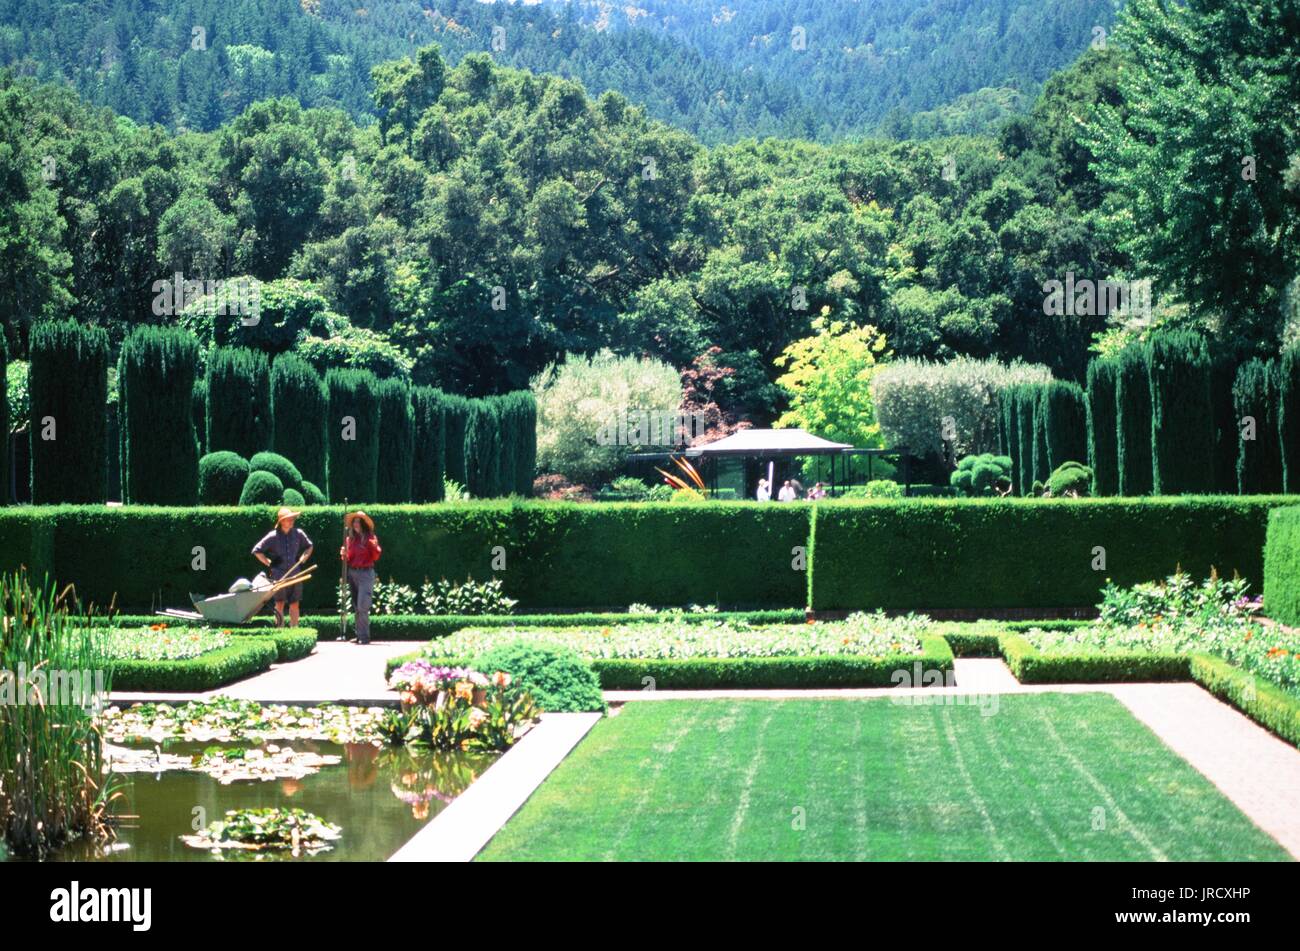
[159,562,316,625]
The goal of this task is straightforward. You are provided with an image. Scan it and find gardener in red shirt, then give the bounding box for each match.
[340,511,382,644]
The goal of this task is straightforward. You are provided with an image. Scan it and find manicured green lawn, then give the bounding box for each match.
[478,694,1291,861]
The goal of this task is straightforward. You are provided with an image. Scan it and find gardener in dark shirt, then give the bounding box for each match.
[252,507,314,628]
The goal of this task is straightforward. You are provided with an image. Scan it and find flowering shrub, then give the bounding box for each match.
[1029,571,1300,694]
[338,577,517,616]
[386,661,538,750]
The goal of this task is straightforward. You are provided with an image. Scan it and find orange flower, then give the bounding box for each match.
[492,671,512,688]
[454,681,474,701]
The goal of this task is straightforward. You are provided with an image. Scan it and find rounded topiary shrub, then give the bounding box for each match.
[300,480,327,504]
[239,469,285,505]
[282,487,306,507]
[1046,461,1092,497]
[472,642,605,713]
[249,451,304,492]
[199,451,250,505]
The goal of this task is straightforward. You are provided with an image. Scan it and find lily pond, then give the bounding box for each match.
[42,700,498,863]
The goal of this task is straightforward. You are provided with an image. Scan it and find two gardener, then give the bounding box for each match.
[251,507,381,641]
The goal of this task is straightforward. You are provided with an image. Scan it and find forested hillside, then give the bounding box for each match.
[0,0,1114,142]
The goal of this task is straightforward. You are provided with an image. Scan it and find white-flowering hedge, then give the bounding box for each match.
[871,356,1053,458]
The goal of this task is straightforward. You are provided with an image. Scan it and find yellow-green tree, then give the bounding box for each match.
[773,315,889,447]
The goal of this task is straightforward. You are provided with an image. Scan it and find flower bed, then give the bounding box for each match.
[100,625,231,661]
[385,661,539,750]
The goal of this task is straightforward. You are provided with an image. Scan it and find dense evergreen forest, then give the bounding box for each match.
[0,0,1113,142]
[1,0,1297,424]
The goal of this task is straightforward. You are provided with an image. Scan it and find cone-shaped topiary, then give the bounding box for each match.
[198,451,250,505]
[28,320,109,503]
[249,451,303,493]
[239,469,284,505]
[270,354,328,488]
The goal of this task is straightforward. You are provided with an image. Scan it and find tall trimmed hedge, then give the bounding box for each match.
[1234,358,1283,495]
[1149,330,1214,495]
[1043,380,1087,473]
[411,386,446,503]
[1115,344,1153,496]
[442,394,470,487]
[1211,355,1239,494]
[118,327,200,505]
[1279,347,1300,493]
[464,398,501,498]
[808,497,1286,611]
[270,354,328,490]
[1263,505,1300,625]
[1001,389,1020,496]
[1085,358,1118,496]
[0,332,7,504]
[376,378,414,504]
[513,390,537,496]
[205,346,271,459]
[1014,385,1036,496]
[325,368,380,504]
[28,320,109,503]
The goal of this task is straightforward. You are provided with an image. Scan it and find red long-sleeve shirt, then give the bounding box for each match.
[345,534,382,569]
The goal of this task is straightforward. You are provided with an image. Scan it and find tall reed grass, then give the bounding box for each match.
[0,569,115,859]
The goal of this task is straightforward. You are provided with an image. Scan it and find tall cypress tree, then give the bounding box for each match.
[1211,355,1239,493]
[1279,346,1300,492]
[325,368,379,503]
[1234,358,1283,494]
[29,321,110,504]
[206,347,271,458]
[442,394,470,487]
[1044,380,1088,473]
[493,393,519,497]
[1149,330,1214,494]
[0,332,7,504]
[1001,388,1021,496]
[1086,358,1119,496]
[119,327,200,504]
[514,390,537,496]
[463,398,501,498]
[192,378,208,457]
[270,354,328,488]
[375,378,414,503]
[1032,385,1051,486]
[1116,344,1153,496]
[411,386,446,503]
[1015,385,1036,496]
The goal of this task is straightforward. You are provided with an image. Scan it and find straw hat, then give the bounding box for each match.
[344,510,374,533]
[275,506,301,526]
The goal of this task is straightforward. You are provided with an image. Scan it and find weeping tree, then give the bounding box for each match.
[442,394,471,488]
[325,368,380,504]
[1085,358,1119,496]
[411,386,446,503]
[270,354,328,488]
[1116,344,1153,496]
[1234,358,1283,494]
[1149,330,1214,494]
[119,326,200,504]
[205,346,271,459]
[1043,380,1088,473]
[376,378,414,503]
[28,321,109,504]
[1280,346,1300,493]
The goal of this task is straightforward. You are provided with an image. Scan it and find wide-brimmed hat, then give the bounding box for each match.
[275,506,301,525]
[344,510,374,533]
